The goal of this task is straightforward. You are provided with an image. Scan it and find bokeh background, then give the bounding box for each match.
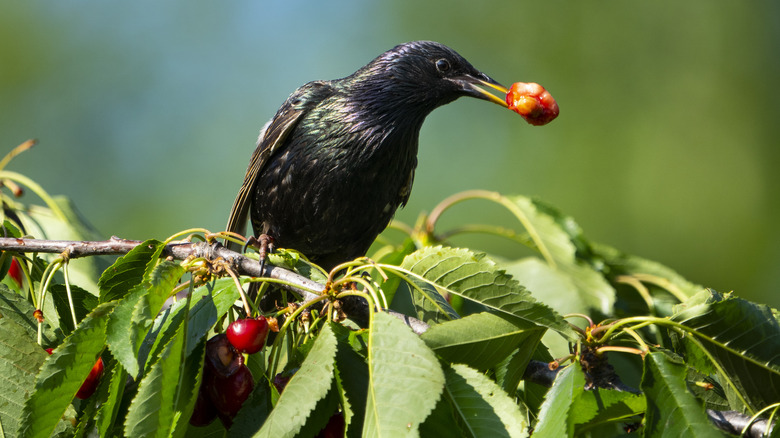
[1,1,778,307]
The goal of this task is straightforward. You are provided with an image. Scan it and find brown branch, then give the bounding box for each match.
[0,236,324,302]
[0,237,427,325]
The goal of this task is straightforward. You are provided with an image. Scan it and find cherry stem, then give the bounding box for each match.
[595,345,647,357]
[223,264,251,315]
[267,294,330,378]
[62,260,78,328]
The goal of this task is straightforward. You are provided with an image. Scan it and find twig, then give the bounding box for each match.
[0,237,408,327]
[707,409,773,438]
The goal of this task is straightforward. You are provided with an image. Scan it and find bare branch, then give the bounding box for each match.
[0,236,423,326]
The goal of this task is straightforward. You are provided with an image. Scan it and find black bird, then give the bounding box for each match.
[227,41,510,270]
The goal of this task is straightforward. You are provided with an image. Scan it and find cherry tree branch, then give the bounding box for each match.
[0,236,323,301]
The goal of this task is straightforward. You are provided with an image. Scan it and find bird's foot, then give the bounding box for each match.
[244,234,275,275]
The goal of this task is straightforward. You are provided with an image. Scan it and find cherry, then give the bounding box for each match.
[272,373,291,394]
[8,258,23,286]
[205,333,243,377]
[200,333,255,428]
[505,82,559,126]
[316,412,345,438]
[203,363,254,428]
[76,357,104,399]
[44,348,103,399]
[189,387,218,427]
[226,317,269,354]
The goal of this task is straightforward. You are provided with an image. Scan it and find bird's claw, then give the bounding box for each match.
[244,234,275,275]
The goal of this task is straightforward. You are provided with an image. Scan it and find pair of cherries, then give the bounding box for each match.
[190,316,269,428]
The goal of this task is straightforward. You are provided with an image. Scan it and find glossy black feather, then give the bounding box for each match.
[227,41,503,270]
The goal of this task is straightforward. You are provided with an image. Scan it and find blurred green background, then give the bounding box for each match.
[1,1,778,307]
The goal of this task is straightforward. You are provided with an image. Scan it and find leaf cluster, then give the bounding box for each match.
[0,171,778,437]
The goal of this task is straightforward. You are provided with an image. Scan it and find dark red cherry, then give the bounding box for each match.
[76,357,104,399]
[189,387,218,427]
[226,317,269,354]
[205,333,243,378]
[8,258,22,286]
[316,412,345,438]
[203,363,254,428]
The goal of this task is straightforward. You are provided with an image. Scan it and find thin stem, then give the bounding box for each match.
[223,264,251,315]
[62,261,78,328]
[629,273,689,303]
[426,190,557,268]
[615,275,656,315]
[595,346,646,357]
[163,228,212,245]
[267,294,330,378]
[436,224,534,247]
[0,171,67,220]
[0,139,36,172]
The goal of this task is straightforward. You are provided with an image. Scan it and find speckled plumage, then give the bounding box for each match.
[227,41,508,270]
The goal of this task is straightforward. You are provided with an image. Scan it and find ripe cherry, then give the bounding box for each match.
[272,373,291,394]
[316,412,345,438]
[8,258,23,287]
[505,82,559,126]
[226,316,269,354]
[203,363,254,428]
[76,357,104,399]
[201,333,255,428]
[189,388,218,427]
[205,333,243,377]
[44,348,103,399]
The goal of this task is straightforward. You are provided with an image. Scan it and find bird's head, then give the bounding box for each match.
[350,41,509,116]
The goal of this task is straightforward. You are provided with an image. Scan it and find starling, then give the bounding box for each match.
[226,41,511,270]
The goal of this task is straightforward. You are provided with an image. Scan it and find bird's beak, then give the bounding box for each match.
[455,73,509,108]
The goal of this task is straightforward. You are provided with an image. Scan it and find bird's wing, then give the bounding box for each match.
[224,97,307,250]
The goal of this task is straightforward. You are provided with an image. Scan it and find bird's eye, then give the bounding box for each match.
[435,59,451,73]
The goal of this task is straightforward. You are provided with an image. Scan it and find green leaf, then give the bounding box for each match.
[445,363,528,438]
[72,356,116,437]
[641,352,726,437]
[0,318,48,437]
[594,242,702,302]
[141,278,239,373]
[421,312,543,370]
[105,261,184,377]
[186,278,240,356]
[672,290,780,412]
[569,387,645,431]
[502,258,592,318]
[363,311,445,437]
[418,394,461,437]
[401,246,575,340]
[0,284,58,347]
[123,312,200,438]
[227,380,272,437]
[254,323,339,437]
[494,332,544,395]
[532,364,584,438]
[397,277,459,325]
[171,338,207,438]
[94,362,129,438]
[98,239,164,303]
[49,283,98,335]
[501,195,615,314]
[331,323,369,438]
[371,237,418,307]
[17,301,116,438]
